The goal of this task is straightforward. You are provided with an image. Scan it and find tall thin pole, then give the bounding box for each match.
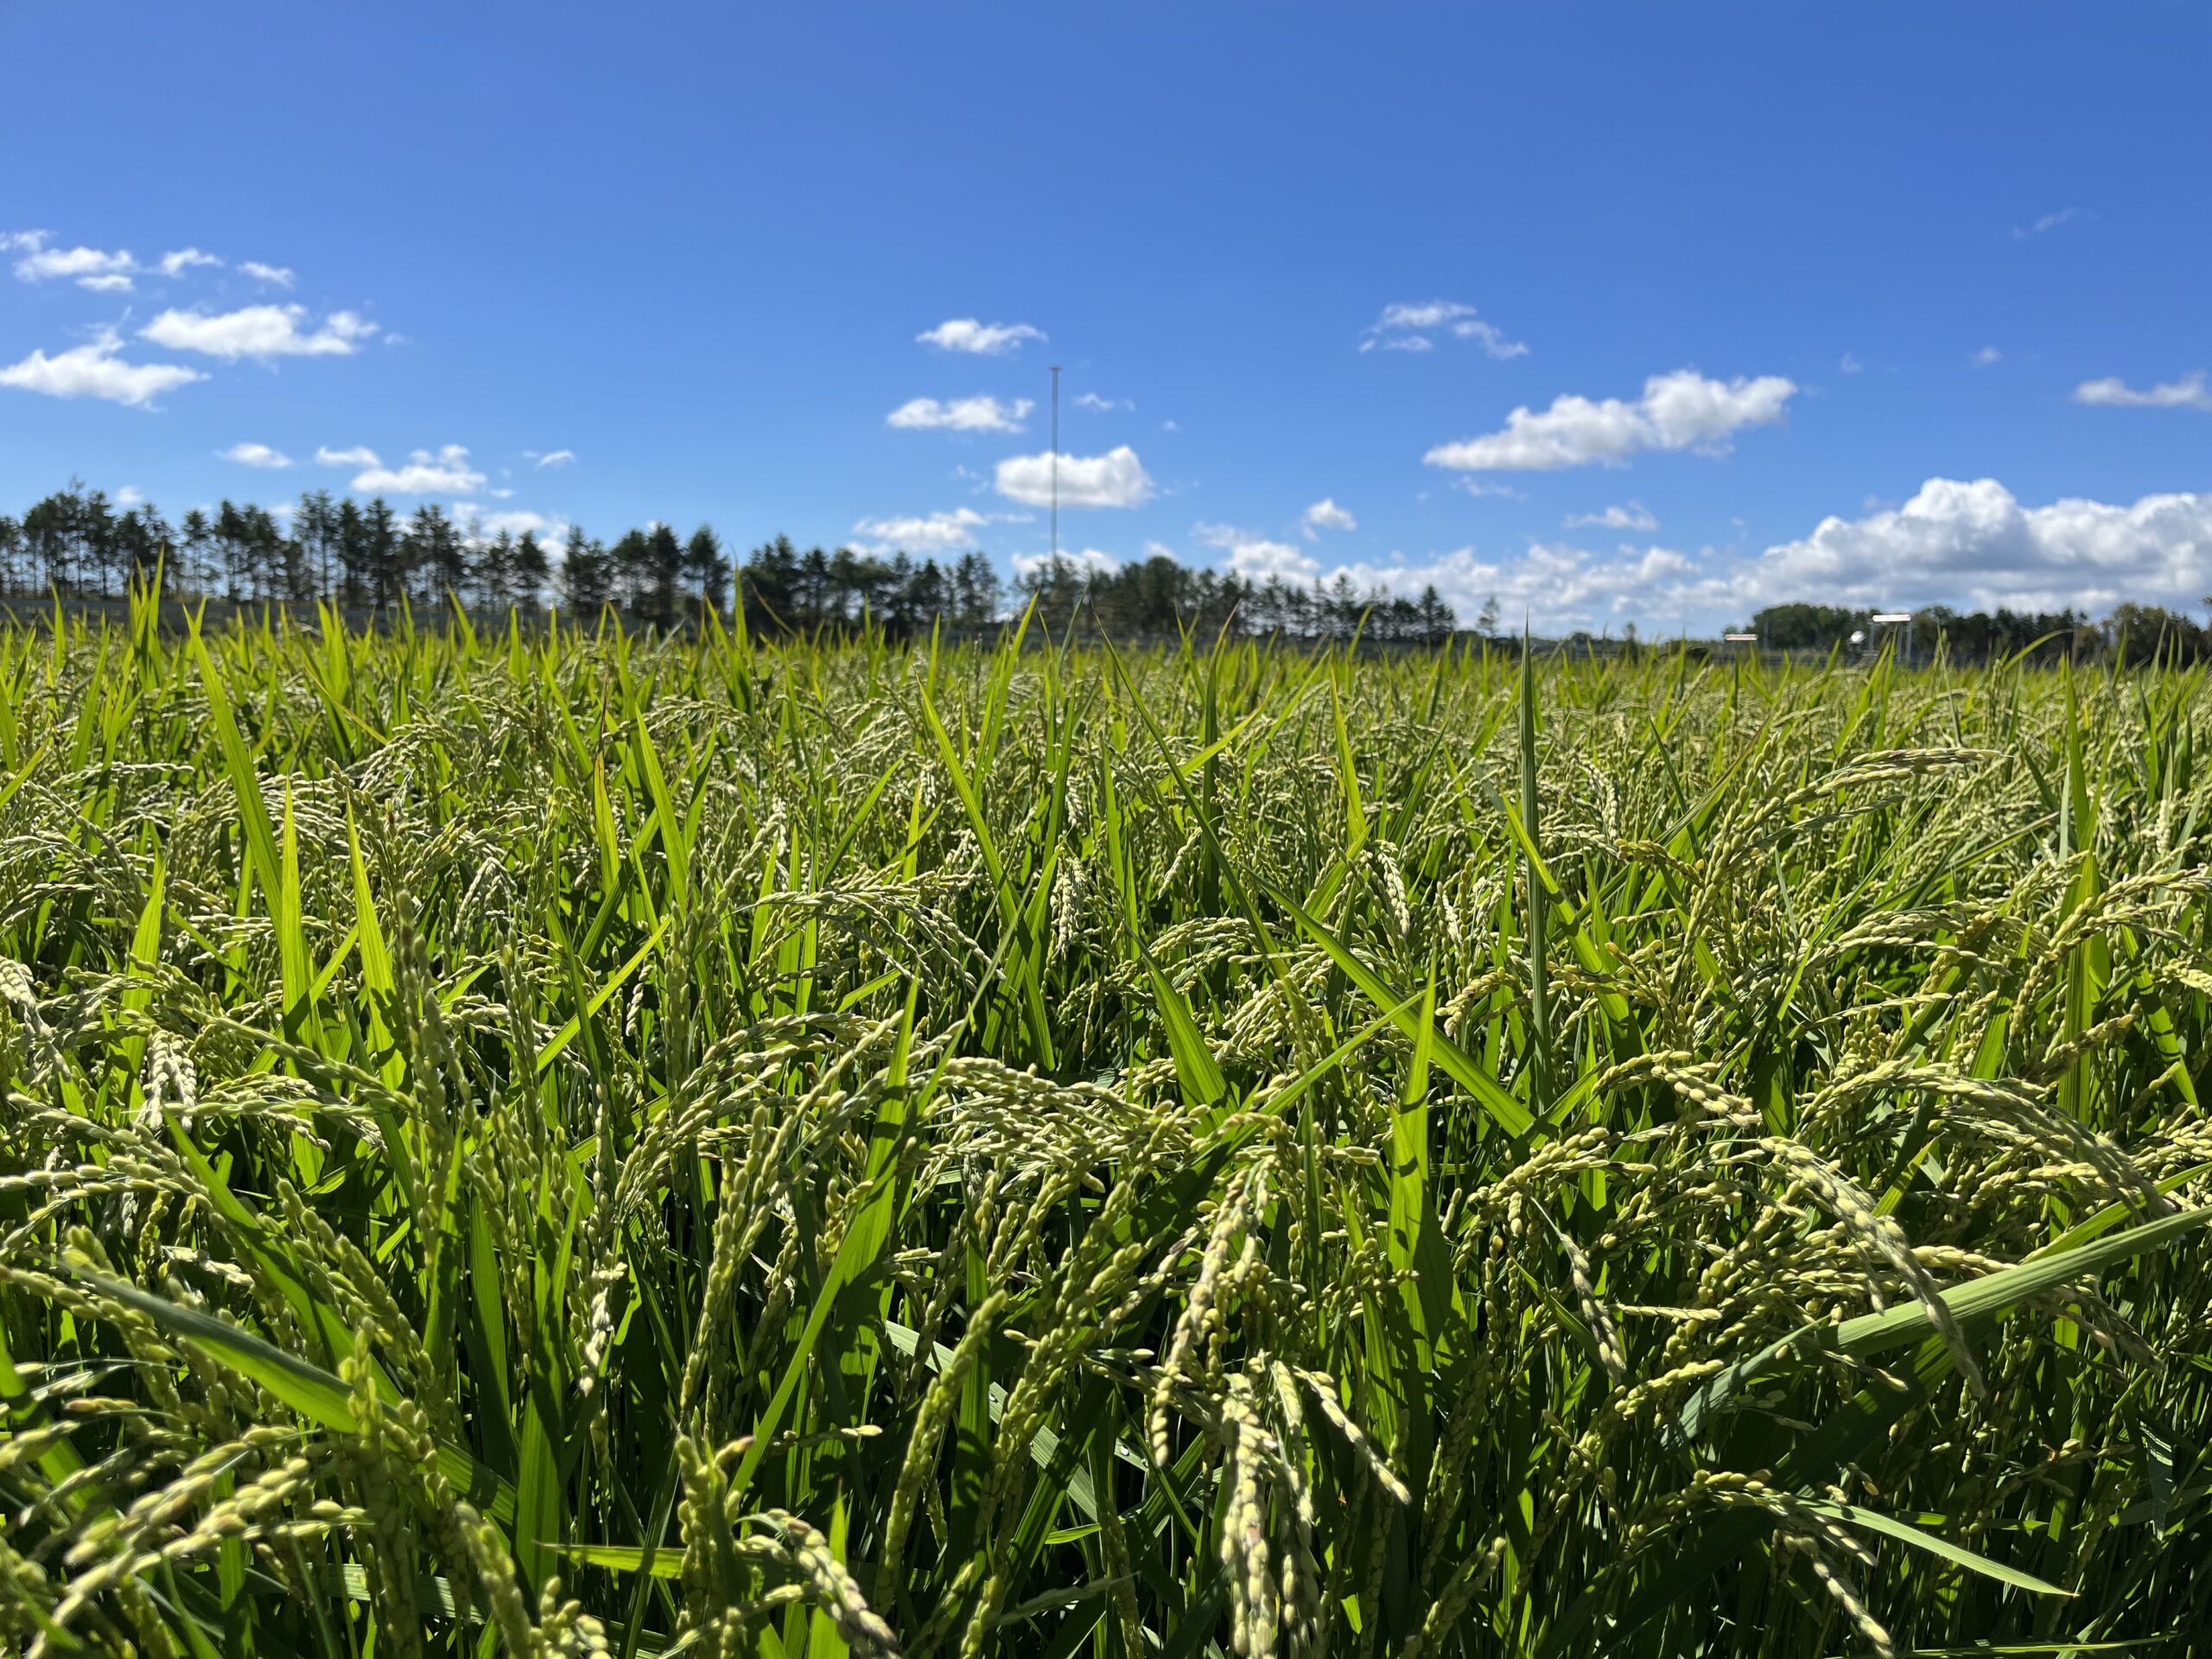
[1050,365,1061,564]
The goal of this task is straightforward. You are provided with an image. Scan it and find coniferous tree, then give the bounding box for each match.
[563,524,617,618]
[742,535,802,632]
[406,504,467,603]
[513,531,550,612]
[683,525,729,616]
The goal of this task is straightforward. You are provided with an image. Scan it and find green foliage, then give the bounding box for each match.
[3,599,2210,1657]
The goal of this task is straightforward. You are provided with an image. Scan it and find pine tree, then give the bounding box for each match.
[513,531,550,613]
[683,525,730,617]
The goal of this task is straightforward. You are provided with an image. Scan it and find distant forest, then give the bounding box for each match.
[1746,601,2212,665]
[0,482,1458,642]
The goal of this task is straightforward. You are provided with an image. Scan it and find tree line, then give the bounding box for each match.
[1746,601,2212,664]
[0,482,1459,641]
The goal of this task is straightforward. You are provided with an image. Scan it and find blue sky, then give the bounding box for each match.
[3,2,2208,631]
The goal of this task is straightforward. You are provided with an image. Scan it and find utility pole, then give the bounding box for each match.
[1050,365,1061,565]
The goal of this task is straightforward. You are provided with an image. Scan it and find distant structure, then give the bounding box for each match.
[1050,365,1062,565]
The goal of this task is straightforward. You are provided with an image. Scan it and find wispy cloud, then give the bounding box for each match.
[1073,391,1131,412]
[1362,300,1527,359]
[887,395,1033,433]
[1971,346,2003,368]
[239,261,296,288]
[0,327,204,407]
[219,442,293,468]
[2074,371,2212,411]
[917,317,1045,356]
[315,445,382,467]
[2012,206,2086,240]
[158,248,223,277]
[1565,502,1659,531]
[1426,369,1796,472]
[532,448,578,467]
[140,304,376,360]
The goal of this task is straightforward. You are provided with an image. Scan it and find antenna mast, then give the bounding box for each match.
[1050,364,1061,564]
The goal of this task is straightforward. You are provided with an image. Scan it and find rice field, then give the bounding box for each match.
[3,598,2209,1658]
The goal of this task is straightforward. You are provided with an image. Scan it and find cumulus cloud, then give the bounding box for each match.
[1196,523,1319,583]
[10,237,137,289]
[158,249,223,277]
[350,445,486,494]
[239,261,296,288]
[849,507,998,554]
[917,318,1045,356]
[1565,502,1659,531]
[1362,300,1526,359]
[1424,369,1796,472]
[1332,543,1701,634]
[887,395,1033,433]
[1302,498,1357,537]
[1013,546,1121,578]
[533,448,578,467]
[0,329,205,407]
[463,509,569,548]
[139,305,377,360]
[315,445,381,467]
[220,442,293,469]
[2074,372,2212,411]
[995,446,1154,509]
[1738,478,2212,617]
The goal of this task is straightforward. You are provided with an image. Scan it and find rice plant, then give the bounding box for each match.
[3,595,2209,1657]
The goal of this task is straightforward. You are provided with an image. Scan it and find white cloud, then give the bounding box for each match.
[2013,207,2083,240]
[1738,478,2212,616]
[1839,353,1863,375]
[2074,372,2212,411]
[1362,300,1526,359]
[158,248,223,277]
[220,442,293,469]
[1972,346,2003,368]
[116,486,143,506]
[139,304,377,360]
[0,328,205,407]
[1013,546,1121,577]
[464,508,569,547]
[12,240,137,289]
[917,317,1045,356]
[1302,498,1357,537]
[1453,479,1527,500]
[239,261,296,288]
[315,445,381,467]
[995,446,1154,509]
[850,507,996,554]
[887,394,1033,433]
[1073,391,1130,412]
[1329,542,1700,634]
[1197,522,1319,583]
[350,445,486,494]
[533,448,578,467]
[1424,368,1796,472]
[1565,502,1659,531]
